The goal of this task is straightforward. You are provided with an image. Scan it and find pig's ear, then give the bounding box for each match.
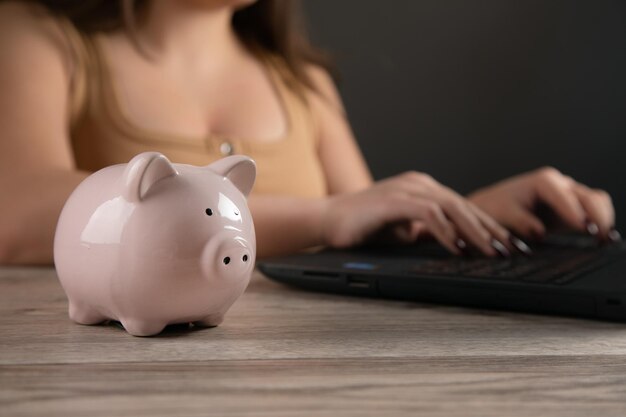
[122,152,178,202]
[207,156,256,197]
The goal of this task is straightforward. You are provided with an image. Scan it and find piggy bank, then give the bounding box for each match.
[53,152,256,336]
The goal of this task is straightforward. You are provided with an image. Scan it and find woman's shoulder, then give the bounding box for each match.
[304,64,342,106]
[0,1,74,77]
[298,62,346,122]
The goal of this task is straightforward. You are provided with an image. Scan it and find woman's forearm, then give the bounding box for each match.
[248,195,329,258]
[0,169,90,265]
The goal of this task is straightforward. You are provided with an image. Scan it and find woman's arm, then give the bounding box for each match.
[248,195,328,258]
[0,3,89,265]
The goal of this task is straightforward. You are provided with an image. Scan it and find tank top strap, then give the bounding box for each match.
[54,17,94,130]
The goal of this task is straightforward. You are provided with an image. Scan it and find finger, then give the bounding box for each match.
[389,221,415,244]
[573,184,615,238]
[469,205,513,254]
[432,184,499,256]
[414,202,462,255]
[505,205,546,240]
[409,220,427,241]
[439,198,497,256]
[391,178,489,254]
[411,221,438,242]
[535,170,586,231]
[384,198,461,255]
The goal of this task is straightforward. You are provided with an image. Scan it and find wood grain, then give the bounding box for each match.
[1,267,626,416]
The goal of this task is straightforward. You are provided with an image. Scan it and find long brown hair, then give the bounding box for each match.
[33,0,333,91]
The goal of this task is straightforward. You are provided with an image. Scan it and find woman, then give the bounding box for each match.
[0,0,618,265]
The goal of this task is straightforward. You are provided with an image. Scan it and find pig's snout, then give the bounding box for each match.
[201,233,254,280]
[219,244,251,269]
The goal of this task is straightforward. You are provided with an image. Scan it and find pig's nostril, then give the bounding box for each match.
[223,257,231,265]
[242,254,248,262]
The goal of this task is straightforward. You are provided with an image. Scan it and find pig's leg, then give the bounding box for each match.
[68,300,106,325]
[120,318,167,337]
[195,312,224,328]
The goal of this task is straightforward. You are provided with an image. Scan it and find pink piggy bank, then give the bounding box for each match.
[53,152,256,336]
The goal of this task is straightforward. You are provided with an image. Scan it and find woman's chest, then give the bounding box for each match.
[96,38,289,143]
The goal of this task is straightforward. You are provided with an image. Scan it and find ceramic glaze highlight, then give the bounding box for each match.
[53,152,256,336]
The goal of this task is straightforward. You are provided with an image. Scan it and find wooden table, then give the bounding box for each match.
[1,267,626,417]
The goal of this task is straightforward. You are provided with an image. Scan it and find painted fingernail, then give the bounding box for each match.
[585,220,599,236]
[608,229,622,242]
[491,239,510,257]
[455,238,469,255]
[509,235,533,256]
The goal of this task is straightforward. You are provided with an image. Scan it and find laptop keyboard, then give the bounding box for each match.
[409,249,607,285]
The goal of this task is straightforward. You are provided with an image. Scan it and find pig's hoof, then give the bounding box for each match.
[120,319,166,337]
[68,301,105,325]
[196,313,224,328]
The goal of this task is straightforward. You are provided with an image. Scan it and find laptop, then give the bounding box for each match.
[258,234,626,321]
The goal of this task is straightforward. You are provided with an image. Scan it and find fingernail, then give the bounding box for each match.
[455,238,469,255]
[608,229,622,242]
[586,220,599,236]
[491,239,510,257]
[509,235,533,256]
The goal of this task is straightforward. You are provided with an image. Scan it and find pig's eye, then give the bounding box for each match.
[234,210,239,216]
[205,208,213,216]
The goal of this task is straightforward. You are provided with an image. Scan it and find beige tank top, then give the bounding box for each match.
[58,19,328,199]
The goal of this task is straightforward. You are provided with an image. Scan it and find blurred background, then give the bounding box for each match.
[302,0,626,228]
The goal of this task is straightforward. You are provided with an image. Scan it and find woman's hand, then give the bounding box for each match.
[322,171,519,256]
[468,167,620,242]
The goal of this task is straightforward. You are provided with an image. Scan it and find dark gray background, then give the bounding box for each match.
[302,0,626,228]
